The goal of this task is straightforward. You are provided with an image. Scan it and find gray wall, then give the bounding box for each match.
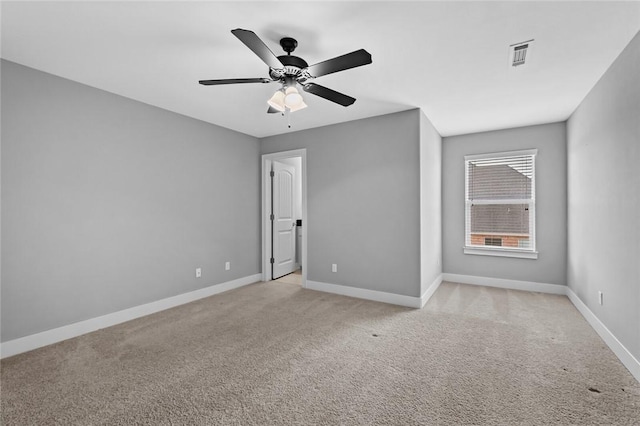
[420,111,442,294]
[567,31,640,360]
[442,122,567,285]
[1,60,261,342]
[261,110,422,297]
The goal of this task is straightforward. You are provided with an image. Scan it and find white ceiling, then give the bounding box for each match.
[2,1,639,138]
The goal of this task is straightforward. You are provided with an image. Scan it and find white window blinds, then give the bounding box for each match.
[465,150,537,255]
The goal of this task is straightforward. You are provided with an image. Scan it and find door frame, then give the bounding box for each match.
[261,149,307,287]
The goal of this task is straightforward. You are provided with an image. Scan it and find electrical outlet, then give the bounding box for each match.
[225,261,231,271]
[598,291,603,305]
[331,263,337,273]
[195,268,202,278]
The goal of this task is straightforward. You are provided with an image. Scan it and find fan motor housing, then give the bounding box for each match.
[270,55,309,82]
[277,55,308,70]
[269,37,310,82]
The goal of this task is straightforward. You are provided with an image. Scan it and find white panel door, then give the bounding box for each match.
[272,161,296,279]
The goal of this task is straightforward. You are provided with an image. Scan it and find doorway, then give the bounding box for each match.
[261,149,307,287]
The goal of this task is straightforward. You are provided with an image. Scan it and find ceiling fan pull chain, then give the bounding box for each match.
[287,109,291,129]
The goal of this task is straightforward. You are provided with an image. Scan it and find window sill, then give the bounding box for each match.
[463,246,538,259]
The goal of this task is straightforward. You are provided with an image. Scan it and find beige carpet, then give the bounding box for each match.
[1,281,639,425]
[274,269,303,285]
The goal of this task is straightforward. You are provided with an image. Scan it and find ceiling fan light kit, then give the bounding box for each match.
[199,28,372,126]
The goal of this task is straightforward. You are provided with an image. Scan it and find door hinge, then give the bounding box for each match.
[270,170,275,177]
[270,214,274,221]
[270,258,275,264]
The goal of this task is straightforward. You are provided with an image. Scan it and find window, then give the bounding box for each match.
[464,149,537,259]
[484,237,502,246]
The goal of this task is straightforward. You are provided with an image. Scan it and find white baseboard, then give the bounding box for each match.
[306,280,422,308]
[566,287,640,383]
[0,273,261,359]
[421,274,443,308]
[442,273,566,294]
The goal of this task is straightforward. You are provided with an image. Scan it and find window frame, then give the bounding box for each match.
[464,149,538,259]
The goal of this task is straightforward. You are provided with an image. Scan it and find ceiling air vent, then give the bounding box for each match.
[509,39,534,68]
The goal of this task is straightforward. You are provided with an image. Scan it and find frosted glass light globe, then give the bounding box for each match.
[267,90,286,112]
[284,87,303,108]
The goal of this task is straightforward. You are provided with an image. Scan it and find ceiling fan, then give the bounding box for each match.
[199,29,372,114]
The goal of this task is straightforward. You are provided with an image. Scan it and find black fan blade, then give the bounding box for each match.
[231,29,284,69]
[305,49,372,78]
[199,78,271,86]
[267,106,281,114]
[303,83,356,107]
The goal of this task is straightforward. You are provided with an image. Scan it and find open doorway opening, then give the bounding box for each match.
[261,149,307,287]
